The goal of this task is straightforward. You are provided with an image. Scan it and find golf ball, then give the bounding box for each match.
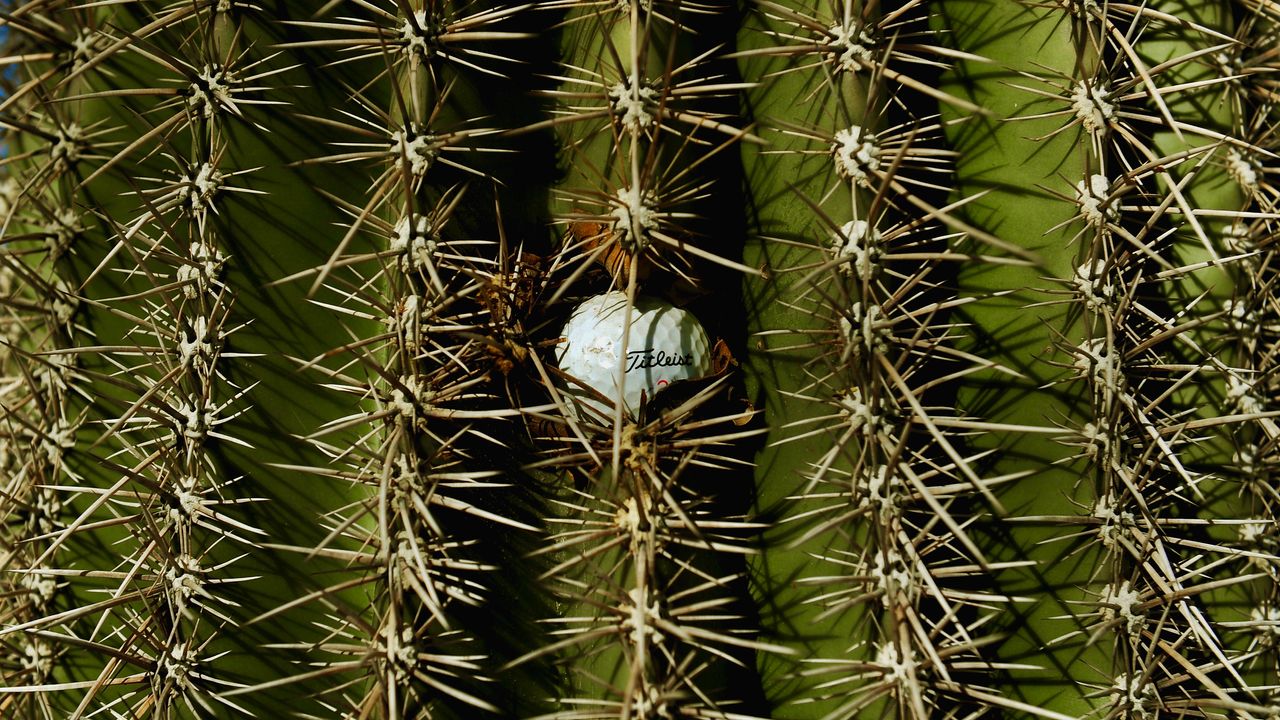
[556,291,711,419]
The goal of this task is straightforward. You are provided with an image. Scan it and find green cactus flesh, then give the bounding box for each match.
[0,0,1276,718]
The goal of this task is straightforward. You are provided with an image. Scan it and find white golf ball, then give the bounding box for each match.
[556,291,711,419]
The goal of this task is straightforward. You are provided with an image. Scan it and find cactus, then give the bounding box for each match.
[0,0,1275,718]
